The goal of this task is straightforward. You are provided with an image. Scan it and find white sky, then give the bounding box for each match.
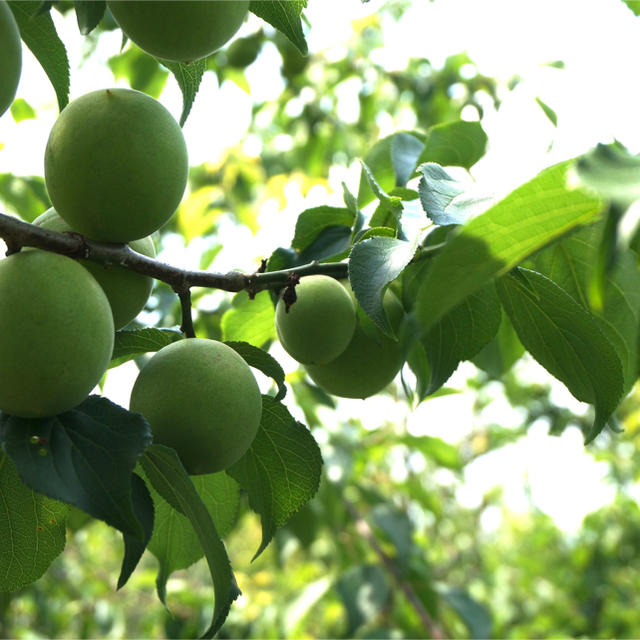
[1,0,639,533]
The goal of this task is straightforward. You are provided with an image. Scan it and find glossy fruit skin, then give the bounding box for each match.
[0,1,22,117]
[0,251,114,417]
[305,290,405,399]
[108,0,249,63]
[44,88,188,242]
[275,275,357,365]
[33,208,155,330]
[129,338,262,475]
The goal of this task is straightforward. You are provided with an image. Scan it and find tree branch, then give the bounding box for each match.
[344,498,448,639]
[0,212,348,293]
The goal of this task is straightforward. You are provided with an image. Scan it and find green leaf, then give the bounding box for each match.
[221,290,276,349]
[418,120,488,169]
[497,269,624,441]
[227,396,322,559]
[0,396,152,538]
[249,0,308,55]
[472,309,525,379]
[110,327,184,368]
[0,452,68,591]
[147,472,240,607]
[73,0,105,35]
[399,435,462,470]
[117,472,154,589]
[108,47,169,99]
[161,59,207,127]
[225,341,287,401]
[531,220,640,394]
[9,98,36,122]
[8,1,70,111]
[140,445,240,638]
[357,132,424,207]
[349,235,419,335]
[622,0,640,16]
[0,174,50,222]
[414,160,604,333]
[535,97,558,127]
[574,143,640,207]
[421,284,501,395]
[292,206,355,252]
[417,163,495,226]
[441,587,492,639]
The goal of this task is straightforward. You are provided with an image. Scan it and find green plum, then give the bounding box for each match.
[44,88,188,242]
[0,251,114,418]
[305,290,405,399]
[275,274,357,365]
[33,208,155,330]
[0,0,21,117]
[108,0,249,63]
[130,338,262,475]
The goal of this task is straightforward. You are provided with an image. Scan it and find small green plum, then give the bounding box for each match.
[0,1,22,117]
[0,251,114,417]
[107,0,249,63]
[44,88,188,242]
[129,338,262,475]
[33,208,155,330]
[305,290,405,399]
[275,275,357,365]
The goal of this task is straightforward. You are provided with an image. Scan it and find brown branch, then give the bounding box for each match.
[0,212,348,293]
[344,498,447,640]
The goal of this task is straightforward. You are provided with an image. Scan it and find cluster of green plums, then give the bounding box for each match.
[0,2,262,475]
[275,275,406,399]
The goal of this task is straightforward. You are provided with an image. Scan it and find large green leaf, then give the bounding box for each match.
[532,221,640,393]
[227,396,322,559]
[292,206,355,252]
[0,452,68,591]
[497,269,624,441]
[349,235,420,335]
[420,284,501,395]
[8,1,70,111]
[249,0,308,55]
[221,290,276,349]
[418,120,488,169]
[147,472,240,607]
[110,327,184,368]
[0,396,152,539]
[414,161,604,333]
[140,445,240,638]
[472,309,525,379]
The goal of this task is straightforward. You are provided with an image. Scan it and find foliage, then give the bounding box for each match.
[1,1,640,638]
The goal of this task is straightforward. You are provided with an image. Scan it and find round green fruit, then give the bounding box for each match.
[275,275,357,365]
[0,251,114,418]
[33,208,156,330]
[44,88,188,242]
[0,0,22,117]
[129,338,262,475]
[305,290,405,399]
[108,0,249,63]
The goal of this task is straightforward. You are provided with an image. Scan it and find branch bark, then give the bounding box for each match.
[0,212,348,294]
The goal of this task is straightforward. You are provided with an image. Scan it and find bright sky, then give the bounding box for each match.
[1,0,639,533]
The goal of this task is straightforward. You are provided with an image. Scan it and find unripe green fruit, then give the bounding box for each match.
[130,338,262,475]
[305,290,405,399]
[0,251,114,417]
[44,88,188,242]
[0,1,22,117]
[33,208,156,330]
[275,275,357,365]
[108,0,249,63]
